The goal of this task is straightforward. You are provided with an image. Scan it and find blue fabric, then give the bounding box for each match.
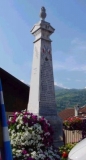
[3,141,13,160]
[0,79,7,127]
[0,104,7,127]
[0,79,13,160]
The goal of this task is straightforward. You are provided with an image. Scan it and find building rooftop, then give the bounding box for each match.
[59,105,86,121]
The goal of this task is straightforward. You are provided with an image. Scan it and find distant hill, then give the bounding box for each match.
[54,85,65,91]
[55,86,86,112]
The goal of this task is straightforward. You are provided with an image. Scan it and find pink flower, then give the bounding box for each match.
[22,149,27,154]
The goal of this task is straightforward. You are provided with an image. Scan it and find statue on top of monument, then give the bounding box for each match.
[39,6,46,21]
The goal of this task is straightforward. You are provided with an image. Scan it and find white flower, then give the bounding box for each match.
[9,117,12,122]
[11,140,14,144]
[20,120,23,124]
[22,126,24,129]
[44,132,50,136]
[15,112,18,115]
[25,123,28,127]
[31,151,36,158]
[15,117,19,122]
[38,153,45,159]
[37,135,41,140]
[8,110,60,160]
[28,115,31,118]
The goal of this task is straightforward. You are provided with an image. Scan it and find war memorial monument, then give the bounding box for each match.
[27,7,63,147]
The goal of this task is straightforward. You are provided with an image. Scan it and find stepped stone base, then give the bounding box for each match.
[39,102,63,147]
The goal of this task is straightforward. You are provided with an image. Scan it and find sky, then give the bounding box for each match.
[0,0,86,89]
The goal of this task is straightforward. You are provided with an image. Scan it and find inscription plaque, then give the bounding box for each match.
[40,54,55,103]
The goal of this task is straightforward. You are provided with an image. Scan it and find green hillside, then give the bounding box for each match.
[55,87,86,112]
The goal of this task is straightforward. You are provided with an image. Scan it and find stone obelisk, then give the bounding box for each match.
[27,7,63,147]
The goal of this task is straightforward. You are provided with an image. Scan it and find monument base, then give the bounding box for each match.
[44,115,64,147]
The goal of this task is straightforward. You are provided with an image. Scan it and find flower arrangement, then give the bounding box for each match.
[63,117,82,130]
[8,110,60,160]
[59,143,77,160]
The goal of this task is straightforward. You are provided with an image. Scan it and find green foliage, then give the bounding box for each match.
[59,143,77,154]
[59,143,77,160]
[55,88,86,112]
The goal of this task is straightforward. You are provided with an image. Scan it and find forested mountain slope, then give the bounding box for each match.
[55,86,86,112]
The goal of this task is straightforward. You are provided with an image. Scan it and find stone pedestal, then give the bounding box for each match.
[27,7,63,147]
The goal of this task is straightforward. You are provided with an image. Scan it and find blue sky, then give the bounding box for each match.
[0,0,86,89]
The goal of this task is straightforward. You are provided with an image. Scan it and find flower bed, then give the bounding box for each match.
[63,117,82,130]
[59,143,77,160]
[8,110,60,160]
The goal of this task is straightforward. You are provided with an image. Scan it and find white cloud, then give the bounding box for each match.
[54,81,64,87]
[53,38,86,72]
[54,81,69,89]
[70,38,86,56]
[54,82,58,86]
[71,38,86,50]
[53,55,79,71]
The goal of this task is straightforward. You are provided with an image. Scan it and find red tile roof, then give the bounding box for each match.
[58,105,86,121]
[58,108,74,121]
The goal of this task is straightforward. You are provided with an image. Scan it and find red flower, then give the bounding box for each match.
[62,151,68,158]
